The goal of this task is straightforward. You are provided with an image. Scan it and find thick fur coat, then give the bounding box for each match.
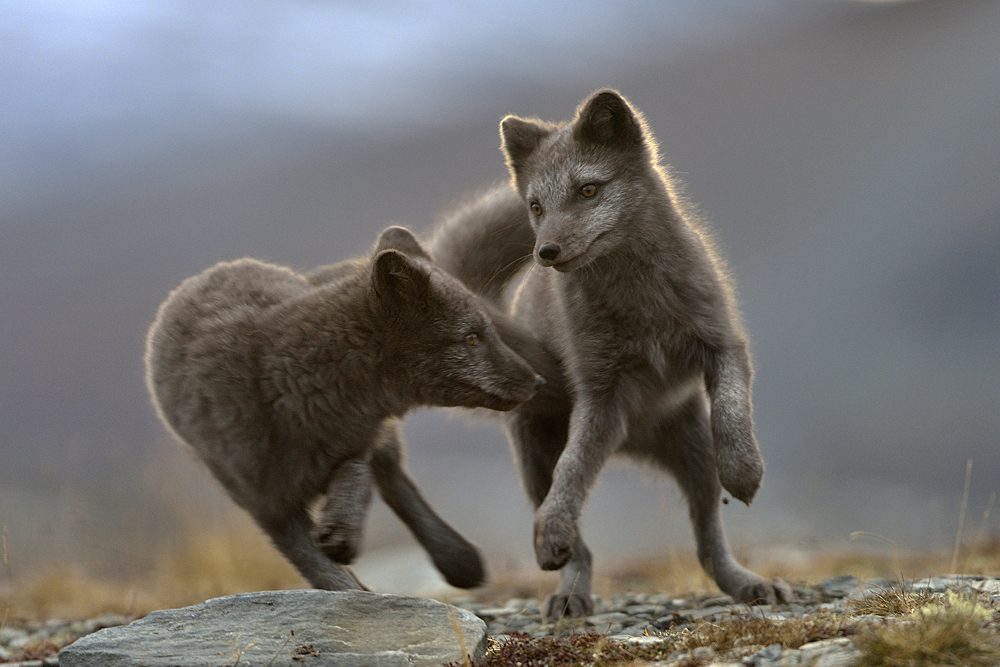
[146,226,541,591]
[429,90,790,619]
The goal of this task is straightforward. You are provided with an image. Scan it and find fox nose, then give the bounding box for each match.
[537,242,561,262]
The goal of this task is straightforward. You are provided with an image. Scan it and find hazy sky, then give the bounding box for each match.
[2,0,997,587]
[2,0,834,187]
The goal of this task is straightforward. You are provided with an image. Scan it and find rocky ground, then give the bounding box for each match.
[450,574,1000,666]
[2,575,998,666]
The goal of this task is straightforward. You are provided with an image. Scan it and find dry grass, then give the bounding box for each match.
[3,523,999,622]
[856,591,1000,667]
[1,511,304,621]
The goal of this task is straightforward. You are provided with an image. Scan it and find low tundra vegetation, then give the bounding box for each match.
[457,583,1000,667]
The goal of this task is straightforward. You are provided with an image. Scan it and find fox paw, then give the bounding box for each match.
[430,540,487,589]
[312,522,362,565]
[543,592,594,621]
[716,449,764,505]
[737,578,793,605]
[533,509,576,571]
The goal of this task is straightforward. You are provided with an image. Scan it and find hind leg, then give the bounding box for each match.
[507,410,595,620]
[369,422,486,589]
[643,394,790,604]
[257,506,366,591]
[311,459,373,564]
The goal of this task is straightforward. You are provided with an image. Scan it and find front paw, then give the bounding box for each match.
[533,508,576,571]
[312,521,361,565]
[716,446,764,505]
[737,578,793,605]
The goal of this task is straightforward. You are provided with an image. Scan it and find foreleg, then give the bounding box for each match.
[311,459,373,564]
[507,408,597,620]
[704,342,764,504]
[649,394,790,604]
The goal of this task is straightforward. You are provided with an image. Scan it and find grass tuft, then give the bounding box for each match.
[670,610,849,655]
[850,583,936,617]
[468,632,643,667]
[856,591,1000,666]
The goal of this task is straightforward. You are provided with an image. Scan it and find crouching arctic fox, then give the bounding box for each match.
[145,226,543,591]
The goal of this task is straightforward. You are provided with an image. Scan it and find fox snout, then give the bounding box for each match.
[537,242,561,265]
[483,347,543,411]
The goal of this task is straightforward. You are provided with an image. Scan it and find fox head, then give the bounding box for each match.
[500,89,664,272]
[369,226,542,411]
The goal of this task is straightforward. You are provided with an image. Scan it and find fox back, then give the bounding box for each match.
[144,226,540,590]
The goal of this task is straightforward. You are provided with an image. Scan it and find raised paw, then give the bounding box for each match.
[312,521,362,565]
[737,578,793,605]
[543,592,594,622]
[716,450,764,505]
[533,509,576,571]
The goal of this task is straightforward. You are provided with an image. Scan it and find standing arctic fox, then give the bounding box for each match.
[145,226,541,591]
[429,90,791,619]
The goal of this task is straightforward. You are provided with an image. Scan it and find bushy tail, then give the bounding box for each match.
[426,183,535,306]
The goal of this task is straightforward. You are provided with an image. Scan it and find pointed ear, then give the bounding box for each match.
[573,89,645,148]
[370,249,430,311]
[500,115,551,174]
[375,225,431,262]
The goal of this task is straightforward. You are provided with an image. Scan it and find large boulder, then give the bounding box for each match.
[59,590,487,667]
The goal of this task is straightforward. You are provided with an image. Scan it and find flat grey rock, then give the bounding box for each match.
[59,590,486,667]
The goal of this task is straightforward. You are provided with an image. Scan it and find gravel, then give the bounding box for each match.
[3,575,998,666]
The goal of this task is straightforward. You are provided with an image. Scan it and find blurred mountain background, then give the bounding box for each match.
[2,0,998,596]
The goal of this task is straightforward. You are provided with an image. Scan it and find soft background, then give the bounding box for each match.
[2,0,998,599]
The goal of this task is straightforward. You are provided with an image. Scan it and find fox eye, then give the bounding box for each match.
[463,332,480,346]
[580,183,598,198]
[530,202,543,216]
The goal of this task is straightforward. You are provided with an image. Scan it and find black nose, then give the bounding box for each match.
[538,243,561,261]
[534,375,547,388]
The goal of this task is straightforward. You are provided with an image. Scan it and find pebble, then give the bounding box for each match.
[2,576,997,666]
[0,614,127,666]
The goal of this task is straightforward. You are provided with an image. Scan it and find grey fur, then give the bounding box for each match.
[429,90,790,619]
[145,226,541,591]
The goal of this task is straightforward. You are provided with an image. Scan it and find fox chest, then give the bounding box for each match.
[559,286,694,388]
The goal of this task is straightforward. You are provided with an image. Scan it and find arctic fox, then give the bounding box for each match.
[429,90,791,619]
[145,226,542,591]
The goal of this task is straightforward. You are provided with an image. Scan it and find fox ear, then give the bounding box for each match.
[371,249,430,311]
[573,89,645,148]
[500,115,550,174]
[375,226,431,262]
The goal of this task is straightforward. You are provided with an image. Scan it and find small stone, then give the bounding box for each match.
[620,635,670,646]
[617,623,653,636]
[756,643,782,661]
[800,637,853,653]
[814,648,862,667]
[691,645,715,659]
[622,603,669,617]
[1,626,29,647]
[818,575,860,599]
[588,611,636,627]
[673,605,733,623]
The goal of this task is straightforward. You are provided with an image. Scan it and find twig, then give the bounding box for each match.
[951,458,973,574]
[447,606,472,667]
